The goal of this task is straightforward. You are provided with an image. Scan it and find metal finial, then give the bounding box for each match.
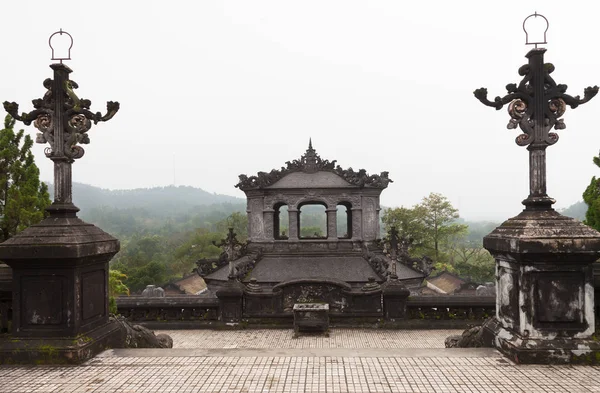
[308,137,313,150]
[48,29,74,63]
[523,12,549,48]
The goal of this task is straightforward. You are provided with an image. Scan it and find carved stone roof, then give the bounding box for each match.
[235,140,392,191]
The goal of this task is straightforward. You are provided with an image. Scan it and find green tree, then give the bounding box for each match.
[108,270,129,314]
[300,225,324,238]
[215,212,248,242]
[381,206,428,254]
[172,228,223,272]
[447,240,495,283]
[418,193,467,261]
[0,115,51,241]
[583,153,600,231]
[110,235,172,292]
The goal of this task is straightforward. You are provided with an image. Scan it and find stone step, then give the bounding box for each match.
[96,347,502,359]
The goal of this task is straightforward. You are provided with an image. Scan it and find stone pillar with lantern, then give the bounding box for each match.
[475,13,600,364]
[0,30,123,364]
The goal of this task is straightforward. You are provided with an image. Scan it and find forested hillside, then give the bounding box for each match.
[54,182,588,293]
[46,183,246,292]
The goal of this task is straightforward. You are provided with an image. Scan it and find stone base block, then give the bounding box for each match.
[293,303,329,335]
[484,318,600,364]
[0,319,122,365]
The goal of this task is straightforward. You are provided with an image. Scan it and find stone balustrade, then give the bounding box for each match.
[106,295,498,329]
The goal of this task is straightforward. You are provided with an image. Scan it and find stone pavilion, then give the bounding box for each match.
[198,141,429,319]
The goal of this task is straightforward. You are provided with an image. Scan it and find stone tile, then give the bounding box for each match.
[2,329,600,392]
[154,328,461,349]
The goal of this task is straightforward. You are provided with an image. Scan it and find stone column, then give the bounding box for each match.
[351,207,362,241]
[263,209,275,241]
[375,204,382,240]
[382,279,410,320]
[288,209,299,240]
[216,280,244,323]
[0,60,122,364]
[326,208,337,240]
[247,198,265,241]
[474,45,600,364]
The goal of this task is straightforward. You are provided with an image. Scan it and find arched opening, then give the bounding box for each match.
[337,202,352,239]
[298,202,327,239]
[274,203,289,240]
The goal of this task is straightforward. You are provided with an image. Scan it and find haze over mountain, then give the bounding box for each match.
[48,182,245,215]
[47,182,588,223]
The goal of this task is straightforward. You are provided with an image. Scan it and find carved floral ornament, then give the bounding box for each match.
[3,76,119,161]
[474,55,597,148]
[236,141,392,191]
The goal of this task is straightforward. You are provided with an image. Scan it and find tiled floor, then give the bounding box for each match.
[2,329,600,393]
[155,329,461,349]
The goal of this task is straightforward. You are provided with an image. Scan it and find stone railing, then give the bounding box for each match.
[112,294,497,329]
[116,295,220,329]
[403,296,495,328]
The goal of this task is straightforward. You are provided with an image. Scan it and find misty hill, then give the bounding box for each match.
[559,201,587,222]
[48,182,245,215]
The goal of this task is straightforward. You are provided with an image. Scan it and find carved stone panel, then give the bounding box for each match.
[362,197,378,240]
[534,272,584,326]
[22,276,65,326]
[249,198,265,240]
[81,270,106,321]
[352,209,362,241]
[497,263,519,329]
[281,283,346,313]
[327,210,337,239]
[263,211,275,241]
[288,209,299,240]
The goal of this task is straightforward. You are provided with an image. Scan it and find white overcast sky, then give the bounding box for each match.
[1,1,599,221]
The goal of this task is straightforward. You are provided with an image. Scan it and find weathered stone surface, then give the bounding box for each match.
[0,317,124,364]
[0,215,119,260]
[112,315,173,349]
[216,280,245,323]
[382,277,411,320]
[483,210,600,363]
[476,283,495,296]
[293,303,329,335]
[446,319,495,348]
[444,335,461,348]
[484,210,600,259]
[142,285,165,297]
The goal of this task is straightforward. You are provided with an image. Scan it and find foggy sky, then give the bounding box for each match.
[2,1,599,221]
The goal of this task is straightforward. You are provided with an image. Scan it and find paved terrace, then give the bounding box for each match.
[2,329,600,393]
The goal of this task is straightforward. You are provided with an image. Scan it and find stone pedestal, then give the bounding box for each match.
[484,209,600,364]
[293,303,329,336]
[0,211,122,364]
[216,279,244,323]
[382,276,410,320]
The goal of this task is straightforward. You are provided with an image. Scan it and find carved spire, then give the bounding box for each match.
[302,138,319,173]
[235,140,393,190]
